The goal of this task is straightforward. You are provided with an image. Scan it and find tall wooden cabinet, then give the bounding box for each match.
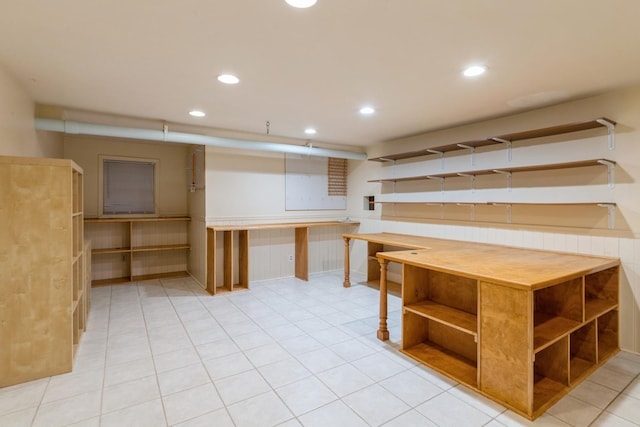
[0,156,87,387]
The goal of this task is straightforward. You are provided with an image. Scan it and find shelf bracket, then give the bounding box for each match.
[493,170,512,192]
[492,203,512,223]
[457,144,476,166]
[427,176,445,192]
[491,138,512,162]
[457,173,476,193]
[426,149,445,169]
[597,160,616,189]
[391,160,398,192]
[597,203,616,229]
[596,119,616,150]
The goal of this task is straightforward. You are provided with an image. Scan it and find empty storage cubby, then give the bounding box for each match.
[569,320,597,384]
[597,309,618,362]
[533,278,583,351]
[403,311,478,387]
[401,264,478,387]
[585,267,619,320]
[533,336,569,414]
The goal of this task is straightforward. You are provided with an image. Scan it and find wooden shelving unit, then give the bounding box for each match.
[373,239,619,420]
[85,217,190,285]
[368,118,618,229]
[0,156,87,387]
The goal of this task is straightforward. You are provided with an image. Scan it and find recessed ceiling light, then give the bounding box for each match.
[463,65,486,77]
[189,110,206,117]
[217,74,239,84]
[304,128,317,135]
[359,106,375,115]
[285,0,317,8]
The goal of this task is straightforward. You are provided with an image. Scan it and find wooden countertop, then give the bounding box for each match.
[209,220,359,231]
[379,245,617,290]
[344,232,618,290]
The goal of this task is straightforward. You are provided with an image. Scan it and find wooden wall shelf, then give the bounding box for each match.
[85,216,191,285]
[368,118,616,162]
[368,118,617,230]
[369,158,615,187]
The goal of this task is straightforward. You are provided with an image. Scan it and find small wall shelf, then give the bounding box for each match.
[375,201,617,229]
[369,158,616,190]
[368,118,616,163]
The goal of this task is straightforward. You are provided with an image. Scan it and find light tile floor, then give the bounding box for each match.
[1,271,639,427]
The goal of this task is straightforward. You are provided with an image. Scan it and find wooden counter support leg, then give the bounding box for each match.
[343,236,351,287]
[206,228,217,295]
[377,258,390,341]
[223,230,233,291]
[295,227,309,281]
[239,230,249,289]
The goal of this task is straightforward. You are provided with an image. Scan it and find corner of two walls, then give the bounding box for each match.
[0,63,63,158]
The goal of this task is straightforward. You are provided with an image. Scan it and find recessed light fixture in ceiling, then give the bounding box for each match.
[304,128,317,135]
[189,110,206,117]
[285,0,317,8]
[217,74,240,84]
[463,65,487,77]
[359,106,375,115]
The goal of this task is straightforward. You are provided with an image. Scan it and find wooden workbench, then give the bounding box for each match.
[343,233,619,419]
[207,220,358,295]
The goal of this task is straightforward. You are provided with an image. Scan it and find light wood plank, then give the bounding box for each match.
[405,301,477,335]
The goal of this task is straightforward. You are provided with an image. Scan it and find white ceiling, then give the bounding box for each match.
[1,0,640,148]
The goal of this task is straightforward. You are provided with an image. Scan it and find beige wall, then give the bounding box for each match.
[205,148,348,222]
[204,147,353,283]
[64,136,189,218]
[347,86,640,353]
[0,63,62,158]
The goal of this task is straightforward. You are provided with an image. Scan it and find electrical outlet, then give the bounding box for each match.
[288,255,293,261]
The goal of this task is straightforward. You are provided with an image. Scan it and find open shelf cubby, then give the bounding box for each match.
[401,264,478,387]
[533,337,569,414]
[533,278,583,351]
[585,267,619,320]
[597,309,619,362]
[569,320,598,384]
[402,312,478,388]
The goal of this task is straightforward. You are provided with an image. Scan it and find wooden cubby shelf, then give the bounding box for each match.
[369,235,620,420]
[85,216,191,285]
[1,156,88,387]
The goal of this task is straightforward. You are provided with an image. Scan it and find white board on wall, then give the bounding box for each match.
[285,153,346,210]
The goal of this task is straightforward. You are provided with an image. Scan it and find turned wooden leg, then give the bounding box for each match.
[377,258,389,341]
[343,236,351,287]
